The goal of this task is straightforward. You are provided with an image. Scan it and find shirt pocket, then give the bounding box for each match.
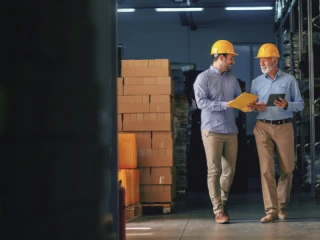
[278,84,289,99]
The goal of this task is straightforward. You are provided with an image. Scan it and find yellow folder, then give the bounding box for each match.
[228,92,258,112]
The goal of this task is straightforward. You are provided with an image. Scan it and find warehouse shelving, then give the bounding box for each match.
[275,0,320,196]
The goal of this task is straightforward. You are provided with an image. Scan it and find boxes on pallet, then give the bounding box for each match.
[136,131,174,167]
[118,94,175,114]
[117,77,124,96]
[118,114,122,132]
[118,95,150,114]
[134,132,152,149]
[123,77,174,96]
[119,59,176,204]
[140,167,175,185]
[140,185,176,203]
[150,95,175,113]
[123,113,173,132]
[129,169,140,204]
[118,133,137,169]
[121,59,170,77]
[138,148,174,167]
[152,131,174,149]
[124,131,174,151]
[118,169,131,206]
[118,169,140,206]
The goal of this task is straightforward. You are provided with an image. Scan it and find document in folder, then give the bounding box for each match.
[228,92,258,112]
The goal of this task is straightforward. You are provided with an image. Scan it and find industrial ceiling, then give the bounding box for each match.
[117,0,276,29]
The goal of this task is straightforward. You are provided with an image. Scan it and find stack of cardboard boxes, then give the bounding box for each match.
[118,133,140,207]
[118,59,176,204]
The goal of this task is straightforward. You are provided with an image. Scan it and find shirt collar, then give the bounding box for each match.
[210,65,224,76]
[264,69,282,80]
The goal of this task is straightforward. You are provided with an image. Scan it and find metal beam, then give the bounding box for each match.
[179,12,197,30]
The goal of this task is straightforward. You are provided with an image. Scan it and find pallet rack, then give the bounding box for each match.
[275,0,320,196]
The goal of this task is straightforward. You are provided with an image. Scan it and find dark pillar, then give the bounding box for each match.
[0,0,118,239]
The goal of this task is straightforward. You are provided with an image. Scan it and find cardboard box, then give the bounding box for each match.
[118,169,140,205]
[150,95,175,113]
[118,103,149,113]
[138,148,174,167]
[152,138,174,149]
[117,78,123,96]
[121,59,170,77]
[122,59,169,68]
[136,132,152,149]
[118,133,137,169]
[119,95,149,103]
[124,77,172,85]
[118,95,150,113]
[124,113,172,121]
[124,83,174,96]
[123,113,173,131]
[123,120,172,131]
[140,185,175,203]
[152,132,174,139]
[140,167,174,185]
[118,114,122,131]
[125,132,151,149]
[151,131,174,149]
[122,67,170,77]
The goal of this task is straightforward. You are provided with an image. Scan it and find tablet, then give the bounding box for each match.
[266,93,286,106]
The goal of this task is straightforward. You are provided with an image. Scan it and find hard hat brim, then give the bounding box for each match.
[210,52,239,56]
[255,55,280,58]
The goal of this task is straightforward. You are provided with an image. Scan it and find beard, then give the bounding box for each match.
[261,63,275,74]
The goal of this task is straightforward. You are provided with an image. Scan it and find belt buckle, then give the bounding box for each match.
[277,120,281,125]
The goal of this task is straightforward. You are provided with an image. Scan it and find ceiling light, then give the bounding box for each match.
[155,7,204,12]
[225,7,273,11]
[117,8,136,12]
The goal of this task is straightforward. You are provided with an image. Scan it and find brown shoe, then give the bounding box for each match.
[215,211,229,224]
[260,214,278,223]
[224,206,230,220]
[278,209,288,220]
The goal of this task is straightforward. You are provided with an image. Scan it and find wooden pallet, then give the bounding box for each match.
[141,201,175,214]
[125,203,142,222]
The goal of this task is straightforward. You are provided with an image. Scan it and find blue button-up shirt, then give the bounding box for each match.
[250,70,304,120]
[194,66,242,134]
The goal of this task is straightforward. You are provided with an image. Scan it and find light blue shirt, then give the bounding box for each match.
[250,69,304,120]
[194,66,242,134]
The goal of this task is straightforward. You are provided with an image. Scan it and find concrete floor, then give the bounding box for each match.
[126,184,320,240]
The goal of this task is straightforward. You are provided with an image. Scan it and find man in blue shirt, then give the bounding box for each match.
[249,43,304,223]
[194,40,242,224]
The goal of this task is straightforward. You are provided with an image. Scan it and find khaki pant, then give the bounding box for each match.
[253,121,295,215]
[201,129,238,214]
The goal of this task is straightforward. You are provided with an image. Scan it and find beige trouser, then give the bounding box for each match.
[253,121,295,215]
[201,129,238,214]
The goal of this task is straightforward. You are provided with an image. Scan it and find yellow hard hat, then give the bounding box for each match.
[210,40,238,55]
[255,43,280,58]
[210,40,238,56]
